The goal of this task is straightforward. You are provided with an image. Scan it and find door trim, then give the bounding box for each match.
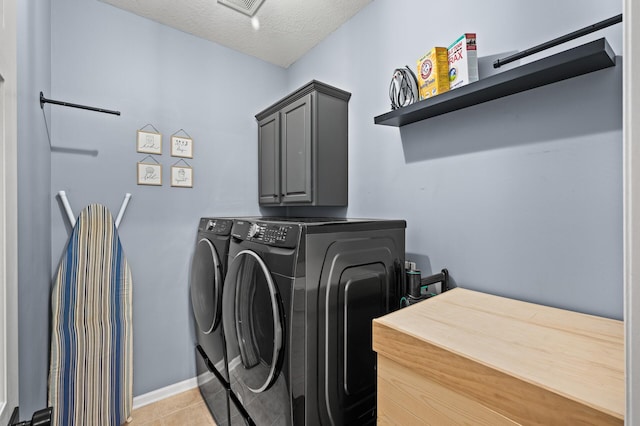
[0,0,19,422]
[624,0,639,422]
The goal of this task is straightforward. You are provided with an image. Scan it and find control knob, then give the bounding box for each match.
[249,223,261,238]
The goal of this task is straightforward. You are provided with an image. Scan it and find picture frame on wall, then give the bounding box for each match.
[137,130,162,155]
[171,135,193,158]
[137,162,162,186]
[171,165,193,188]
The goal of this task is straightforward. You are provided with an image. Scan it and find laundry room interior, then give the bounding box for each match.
[11,0,633,424]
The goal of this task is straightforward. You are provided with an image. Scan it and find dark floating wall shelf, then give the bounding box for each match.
[374,38,616,127]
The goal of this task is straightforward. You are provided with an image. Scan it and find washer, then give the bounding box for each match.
[190,217,234,425]
[222,217,406,425]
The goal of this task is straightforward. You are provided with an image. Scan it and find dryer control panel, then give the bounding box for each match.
[232,220,299,248]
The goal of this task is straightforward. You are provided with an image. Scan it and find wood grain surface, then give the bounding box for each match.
[373,288,624,425]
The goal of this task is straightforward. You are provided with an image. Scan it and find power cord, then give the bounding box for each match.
[389,66,419,110]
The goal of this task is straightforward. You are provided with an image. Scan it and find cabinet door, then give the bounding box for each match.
[281,94,312,204]
[258,112,280,204]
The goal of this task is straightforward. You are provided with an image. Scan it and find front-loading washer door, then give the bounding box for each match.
[190,238,223,335]
[223,249,283,394]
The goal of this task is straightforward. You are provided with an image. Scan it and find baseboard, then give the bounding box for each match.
[132,377,198,409]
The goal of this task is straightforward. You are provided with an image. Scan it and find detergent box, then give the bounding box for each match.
[416,47,450,100]
[448,33,479,90]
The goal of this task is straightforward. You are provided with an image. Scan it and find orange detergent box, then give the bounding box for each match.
[448,33,479,90]
[416,47,450,100]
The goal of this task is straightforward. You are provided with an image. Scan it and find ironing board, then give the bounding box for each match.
[48,204,133,426]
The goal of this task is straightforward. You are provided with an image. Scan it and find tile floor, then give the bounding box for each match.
[128,387,216,425]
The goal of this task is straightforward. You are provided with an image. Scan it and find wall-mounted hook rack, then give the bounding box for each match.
[40,91,121,116]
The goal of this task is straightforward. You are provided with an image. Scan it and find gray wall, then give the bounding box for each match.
[17,0,52,419]
[17,0,623,416]
[287,0,623,319]
[48,0,286,397]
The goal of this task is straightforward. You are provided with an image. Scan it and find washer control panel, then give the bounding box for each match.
[232,220,299,248]
[199,218,233,235]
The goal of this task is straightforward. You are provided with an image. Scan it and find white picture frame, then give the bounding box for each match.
[171,165,193,188]
[137,130,162,155]
[137,162,162,186]
[171,136,193,158]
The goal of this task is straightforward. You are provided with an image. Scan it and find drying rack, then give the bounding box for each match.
[40,92,121,116]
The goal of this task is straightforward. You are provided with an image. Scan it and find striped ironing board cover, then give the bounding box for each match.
[49,204,133,426]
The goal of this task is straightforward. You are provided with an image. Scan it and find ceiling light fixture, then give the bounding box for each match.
[217,0,265,17]
[251,16,260,30]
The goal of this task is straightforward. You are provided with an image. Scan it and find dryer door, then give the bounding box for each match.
[190,238,224,334]
[223,249,284,394]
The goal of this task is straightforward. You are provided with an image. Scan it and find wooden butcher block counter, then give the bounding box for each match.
[372,288,624,425]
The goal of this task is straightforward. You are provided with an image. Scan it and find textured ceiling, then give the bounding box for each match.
[99,0,373,68]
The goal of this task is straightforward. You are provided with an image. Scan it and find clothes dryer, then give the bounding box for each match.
[221,217,406,425]
[190,217,234,425]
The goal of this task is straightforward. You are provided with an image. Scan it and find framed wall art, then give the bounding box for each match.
[171,133,193,158]
[171,165,193,188]
[137,127,162,155]
[137,161,162,186]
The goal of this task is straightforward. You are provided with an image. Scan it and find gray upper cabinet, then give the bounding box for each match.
[281,94,312,204]
[256,80,351,206]
[258,111,280,204]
